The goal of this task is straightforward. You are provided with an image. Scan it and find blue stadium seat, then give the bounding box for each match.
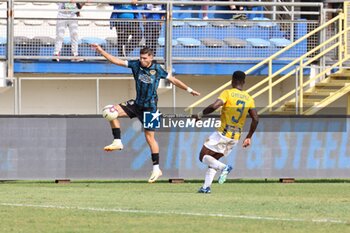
[181,18,209,39]
[173,38,201,57]
[201,38,224,48]
[246,38,271,47]
[206,21,234,40]
[250,18,282,40]
[270,38,300,58]
[158,37,178,47]
[222,38,249,58]
[176,38,201,47]
[270,38,292,48]
[253,17,277,28]
[246,38,272,58]
[186,18,208,27]
[224,38,247,48]
[172,22,189,39]
[231,23,258,40]
[210,19,231,28]
[172,20,185,27]
[200,38,226,57]
[233,21,255,28]
[155,38,178,57]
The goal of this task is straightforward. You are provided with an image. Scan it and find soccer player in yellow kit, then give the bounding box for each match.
[194,71,259,193]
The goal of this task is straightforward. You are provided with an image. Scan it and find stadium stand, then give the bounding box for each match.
[1,1,317,75]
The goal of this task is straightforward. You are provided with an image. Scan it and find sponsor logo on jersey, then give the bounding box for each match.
[139,74,152,84]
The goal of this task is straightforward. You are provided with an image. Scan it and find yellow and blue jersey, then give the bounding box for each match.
[127,60,168,109]
[217,88,255,140]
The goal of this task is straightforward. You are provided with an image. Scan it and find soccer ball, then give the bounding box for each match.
[102,105,119,121]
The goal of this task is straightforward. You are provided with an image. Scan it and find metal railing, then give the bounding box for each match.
[185,10,349,115]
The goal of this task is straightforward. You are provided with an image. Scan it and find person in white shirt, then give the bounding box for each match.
[53,2,84,62]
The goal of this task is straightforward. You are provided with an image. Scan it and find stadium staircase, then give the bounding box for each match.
[185,7,350,116]
[270,69,350,115]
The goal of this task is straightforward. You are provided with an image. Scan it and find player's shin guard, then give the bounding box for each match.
[112,128,121,139]
[151,153,159,165]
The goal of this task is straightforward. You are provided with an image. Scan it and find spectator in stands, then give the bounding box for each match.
[142,4,165,56]
[229,0,248,20]
[53,2,84,62]
[200,0,209,20]
[110,0,142,57]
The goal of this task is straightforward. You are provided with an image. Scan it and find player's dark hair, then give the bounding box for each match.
[232,71,246,82]
[140,47,154,56]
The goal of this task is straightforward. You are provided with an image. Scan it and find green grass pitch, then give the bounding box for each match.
[0,181,349,233]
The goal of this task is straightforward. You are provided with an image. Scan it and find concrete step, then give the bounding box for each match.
[329,72,350,79]
[313,88,339,93]
[284,101,316,108]
[315,81,347,88]
[284,104,312,110]
[303,92,330,98]
[267,110,298,115]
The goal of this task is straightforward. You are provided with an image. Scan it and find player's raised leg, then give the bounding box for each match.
[144,130,162,183]
[103,104,127,151]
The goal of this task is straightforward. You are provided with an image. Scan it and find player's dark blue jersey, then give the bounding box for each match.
[127,60,168,108]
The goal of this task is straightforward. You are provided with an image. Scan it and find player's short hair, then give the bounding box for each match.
[232,71,246,82]
[140,47,154,56]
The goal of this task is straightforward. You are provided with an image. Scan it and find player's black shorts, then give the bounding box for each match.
[119,99,158,131]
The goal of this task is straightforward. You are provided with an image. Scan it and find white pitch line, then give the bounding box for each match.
[0,203,347,225]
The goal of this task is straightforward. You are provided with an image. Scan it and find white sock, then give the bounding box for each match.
[203,167,217,189]
[202,155,226,171]
[153,164,160,171]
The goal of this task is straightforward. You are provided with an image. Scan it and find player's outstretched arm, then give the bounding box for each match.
[243,108,259,148]
[193,99,224,120]
[91,43,127,67]
[167,76,200,96]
